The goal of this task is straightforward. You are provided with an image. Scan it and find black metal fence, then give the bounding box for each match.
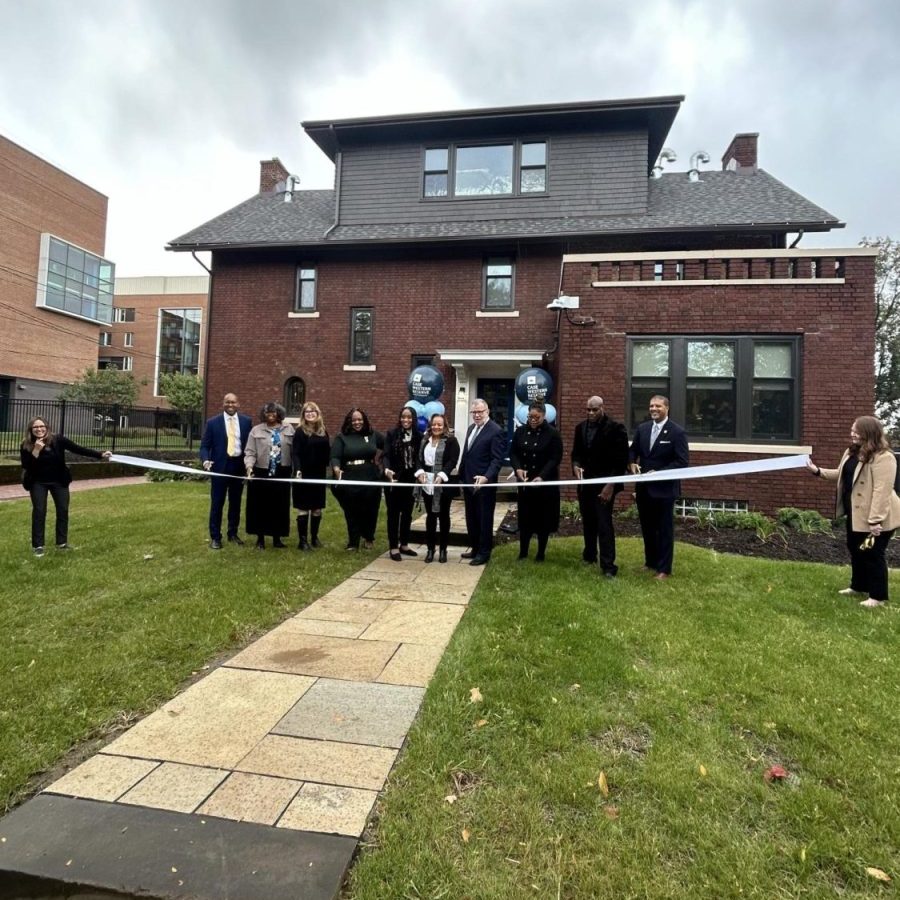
[0,398,200,456]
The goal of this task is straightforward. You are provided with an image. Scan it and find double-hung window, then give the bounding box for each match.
[294,266,317,311]
[628,336,799,442]
[483,258,515,309]
[350,308,374,364]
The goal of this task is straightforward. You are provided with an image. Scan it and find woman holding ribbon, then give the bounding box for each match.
[383,405,423,561]
[330,407,384,550]
[807,415,900,607]
[244,401,294,550]
[415,413,460,563]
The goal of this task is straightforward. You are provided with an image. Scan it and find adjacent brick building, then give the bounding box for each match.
[169,96,876,515]
[0,134,113,408]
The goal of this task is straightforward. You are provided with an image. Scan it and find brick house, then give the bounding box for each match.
[168,96,875,515]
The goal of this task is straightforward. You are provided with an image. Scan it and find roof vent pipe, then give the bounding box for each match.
[650,147,677,179]
[284,174,300,202]
[687,151,710,182]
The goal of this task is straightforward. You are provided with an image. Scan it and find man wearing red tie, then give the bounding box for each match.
[627,395,689,579]
[458,398,507,566]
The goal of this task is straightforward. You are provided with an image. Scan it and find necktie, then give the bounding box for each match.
[650,423,660,449]
[226,417,236,456]
[468,425,481,449]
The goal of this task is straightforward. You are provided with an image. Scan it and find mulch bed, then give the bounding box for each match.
[498,511,900,568]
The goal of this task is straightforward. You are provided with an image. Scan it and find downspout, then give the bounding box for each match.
[789,229,804,249]
[192,250,213,417]
[323,125,343,238]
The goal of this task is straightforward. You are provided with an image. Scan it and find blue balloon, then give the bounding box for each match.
[407,366,444,403]
[417,415,429,433]
[515,405,529,425]
[515,367,553,404]
[423,400,445,419]
[406,399,426,416]
[544,403,557,424]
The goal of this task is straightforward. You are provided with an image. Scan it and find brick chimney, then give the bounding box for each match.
[721,133,759,171]
[259,157,289,193]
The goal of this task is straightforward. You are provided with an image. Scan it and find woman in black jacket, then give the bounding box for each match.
[509,401,563,562]
[383,405,423,561]
[414,413,460,563]
[20,416,111,555]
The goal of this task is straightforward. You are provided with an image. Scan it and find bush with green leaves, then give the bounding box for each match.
[145,461,206,483]
[776,507,834,534]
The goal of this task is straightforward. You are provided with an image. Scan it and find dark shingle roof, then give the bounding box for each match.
[167,169,841,252]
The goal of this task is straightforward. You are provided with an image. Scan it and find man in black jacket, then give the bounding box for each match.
[571,396,629,577]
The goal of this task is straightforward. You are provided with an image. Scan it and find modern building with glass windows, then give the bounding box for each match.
[168,96,875,515]
[0,134,113,404]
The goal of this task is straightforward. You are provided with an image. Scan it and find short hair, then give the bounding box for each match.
[471,398,490,411]
[650,394,670,408]
[260,401,286,422]
[341,407,373,436]
[528,401,546,414]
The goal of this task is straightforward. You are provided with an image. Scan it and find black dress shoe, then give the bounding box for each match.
[210,539,223,550]
[255,540,265,551]
[438,549,448,563]
[424,549,435,563]
[469,556,489,566]
[227,535,245,546]
[461,550,475,559]
[399,547,418,557]
[272,538,286,548]
[390,551,402,562]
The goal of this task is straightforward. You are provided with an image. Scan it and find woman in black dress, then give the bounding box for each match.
[510,401,563,562]
[330,407,384,550]
[415,413,460,563]
[244,402,294,550]
[383,405,423,561]
[292,401,330,551]
[20,416,112,555]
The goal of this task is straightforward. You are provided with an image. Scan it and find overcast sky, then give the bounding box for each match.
[2,0,897,276]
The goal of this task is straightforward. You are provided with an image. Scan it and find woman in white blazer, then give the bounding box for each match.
[808,415,900,607]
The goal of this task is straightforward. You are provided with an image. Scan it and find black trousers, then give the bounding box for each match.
[846,520,894,602]
[463,484,497,559]
[385,481,415,548]
[332,465,381,547]
[636,491,676,574]
[425,493,453,551]
[29,481,69,548]
[208,456,246,540]
[578,486,618,574]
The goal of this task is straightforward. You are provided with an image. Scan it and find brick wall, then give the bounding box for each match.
[203,247,875,517]
[0,135,108,386]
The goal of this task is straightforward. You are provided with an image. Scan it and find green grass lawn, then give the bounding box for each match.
[347,539,899,899]
[0,482,379,813]
[1,487,898,897]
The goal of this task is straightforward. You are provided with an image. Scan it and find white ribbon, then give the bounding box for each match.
[111,453,810,489]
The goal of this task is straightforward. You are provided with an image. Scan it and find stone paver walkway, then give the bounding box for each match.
[0,502,510,899]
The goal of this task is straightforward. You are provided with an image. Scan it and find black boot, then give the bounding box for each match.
[439,547,448,563]
[535,534,548,562]
[310,514,323,548]
[297,515,311,551]
[425,548,435,563]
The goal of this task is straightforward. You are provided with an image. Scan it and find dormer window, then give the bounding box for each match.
[423,141,547,199]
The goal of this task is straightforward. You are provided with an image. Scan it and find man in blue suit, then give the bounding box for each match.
[458,398,507,566]
[628,395,689,579]
[199,392,253,549]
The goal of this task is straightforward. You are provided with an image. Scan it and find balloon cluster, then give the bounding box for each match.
[514,367,556,425]
[405,366,445,432]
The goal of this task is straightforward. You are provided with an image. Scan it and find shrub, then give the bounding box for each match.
[146,461,207,483]
[776,507,833,535]
[560,500,581,521]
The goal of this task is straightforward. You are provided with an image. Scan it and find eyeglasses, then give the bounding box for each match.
[586,407,601,412]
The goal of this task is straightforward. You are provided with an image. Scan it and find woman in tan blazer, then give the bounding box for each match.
[808,416,900,607]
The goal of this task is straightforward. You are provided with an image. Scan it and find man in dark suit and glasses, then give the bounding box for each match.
[628,395,689,579]
[571,395,629,577]
[458,398,507,566]
[200,392,253,549]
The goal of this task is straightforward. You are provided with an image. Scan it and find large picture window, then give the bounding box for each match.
[424,141,547,198]
[628,336,799,442]
[36,234,115,324]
